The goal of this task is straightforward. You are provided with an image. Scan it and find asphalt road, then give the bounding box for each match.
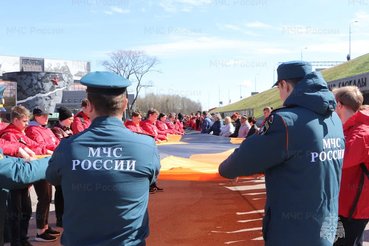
[5,178,369,246]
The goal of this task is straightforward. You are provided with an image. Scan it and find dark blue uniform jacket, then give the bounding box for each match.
[219,72,345,246]
[46,116,161,246]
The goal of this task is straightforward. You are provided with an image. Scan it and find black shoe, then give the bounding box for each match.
[156,186,164,191]
[56,220,63,228]
[149,187,157,193]
[22,241,33,246]
[35,232,57,242]
[45,227,61,236]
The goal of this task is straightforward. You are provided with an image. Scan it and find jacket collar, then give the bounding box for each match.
[343,108,369,132]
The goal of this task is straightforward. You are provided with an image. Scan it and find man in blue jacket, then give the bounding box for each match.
[219,61,345,246]
[0,153,50,245]
[201,111,213,133]
[46,71,161,246]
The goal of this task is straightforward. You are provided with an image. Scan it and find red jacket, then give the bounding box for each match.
[25,122,60,151]
[339,108,369,219]
[124,120,154,137]
[140,120,167,141]
[156,120,175,135]
[0,122,22,156]
[51,121,73,140]
[175,119,185,134]
[165,121,181,135]
[71,111,91,135]
[0,124,48,156]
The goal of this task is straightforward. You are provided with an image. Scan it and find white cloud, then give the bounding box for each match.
[245,21,281,31]
[142,8,146,12]
[136,36,291,57]
[90,10,97,14]
[159,0,212,12]
[217,23,261,36]
[103,11,113,15]
[111,6,130,13]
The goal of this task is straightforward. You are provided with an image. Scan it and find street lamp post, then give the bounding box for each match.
[301,47,307,61]
[349,20,358,59]
[255,74,259,92]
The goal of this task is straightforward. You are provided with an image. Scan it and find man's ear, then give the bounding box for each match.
[87,99,94,114]
[123,97,128,112]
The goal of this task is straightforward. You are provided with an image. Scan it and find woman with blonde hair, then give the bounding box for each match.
[220,116,234,137]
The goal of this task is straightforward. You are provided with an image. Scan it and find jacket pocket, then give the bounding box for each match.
[262,206,271,241]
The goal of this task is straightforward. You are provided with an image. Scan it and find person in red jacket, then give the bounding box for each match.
[333,86,369,246]
[0,105,53,246]
[0,86,34,158]
[25,106,60,241]
[165,113,182,135]
[124,111,154,137]
[51,106,74,228]
[175,113,185,134]
[156,113,176,135]
[71,98,91,134]
[140,108,168,142]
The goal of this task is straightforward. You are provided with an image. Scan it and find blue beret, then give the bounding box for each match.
[80,71,132,95]
[0,86,6,112]
[273,61,313,87]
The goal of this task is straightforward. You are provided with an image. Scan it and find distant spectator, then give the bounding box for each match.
[201,111,213,133]
[219,116,234,137]
[229,113,241,138]
[208,113,223,136]
[165,113,182,135]
[140,108,168,142]
[71,98,91,134]
[125,111,155,138]
[238,115,251,138]
[51,106,74,228]
[196,111,202,131]
[246,116,259,138]
[175,113,185,134]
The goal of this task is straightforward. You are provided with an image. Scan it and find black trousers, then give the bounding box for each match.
[334,215,369,246]
[33,179,52,229]
[10,188,32,246]
[54,185,64,222]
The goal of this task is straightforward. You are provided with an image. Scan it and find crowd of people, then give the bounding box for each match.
[0,96,91,245]
[178,108,273,139]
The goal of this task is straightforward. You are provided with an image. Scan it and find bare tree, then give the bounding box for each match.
[102,50,160,116]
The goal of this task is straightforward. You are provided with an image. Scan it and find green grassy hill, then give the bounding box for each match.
[211,53,369,118]
[320,53,369,82]
[211,88,283,118]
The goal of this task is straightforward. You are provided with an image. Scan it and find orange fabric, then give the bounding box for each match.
[189,149,236,164]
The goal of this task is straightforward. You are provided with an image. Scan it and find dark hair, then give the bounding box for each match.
[202,111,208,115]
[87,94,126,116]
[158,113,166,120]
[178,113,184,122]
[248,116,257,124]
[81,98,88,108]
[147,108,159,117]
[132,111,142,117]
[278,77,304,89]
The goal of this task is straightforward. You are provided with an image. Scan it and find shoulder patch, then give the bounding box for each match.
[0,153,3,160]
[259,114,276,135]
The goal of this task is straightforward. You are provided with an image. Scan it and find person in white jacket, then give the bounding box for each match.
[219,116,234,137]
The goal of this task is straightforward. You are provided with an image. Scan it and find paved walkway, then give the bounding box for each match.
[5,178,369,245]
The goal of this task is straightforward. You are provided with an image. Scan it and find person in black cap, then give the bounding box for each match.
[219,61,345,246]
[46,71,161,246]
[25,106,60,242]
[50,106,74,228]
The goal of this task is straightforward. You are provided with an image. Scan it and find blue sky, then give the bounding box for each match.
[1,0,369,110]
